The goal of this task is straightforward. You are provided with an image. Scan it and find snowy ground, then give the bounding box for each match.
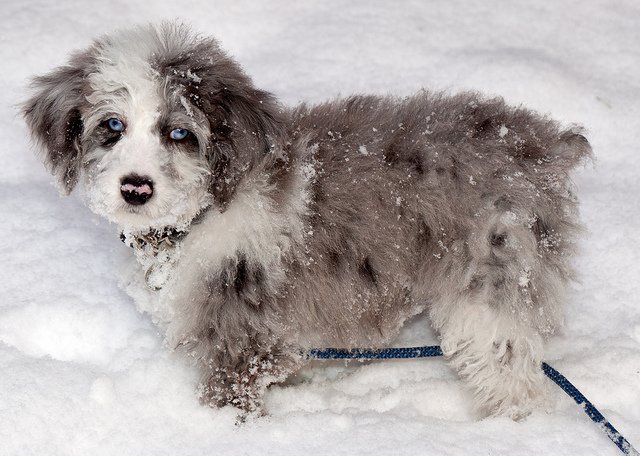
[1,1,639,455]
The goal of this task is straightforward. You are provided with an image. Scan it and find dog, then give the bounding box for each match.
[23,22,591,419]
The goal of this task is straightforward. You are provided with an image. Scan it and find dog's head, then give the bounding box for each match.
[23,23,283,230]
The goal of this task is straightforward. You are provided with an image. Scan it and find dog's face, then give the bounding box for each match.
[79,45,213,230]
[24,23,282,230]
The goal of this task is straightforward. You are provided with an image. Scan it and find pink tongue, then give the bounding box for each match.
[121,183,152,194]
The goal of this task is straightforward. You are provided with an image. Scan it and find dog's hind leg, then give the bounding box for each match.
[428,209,567,419]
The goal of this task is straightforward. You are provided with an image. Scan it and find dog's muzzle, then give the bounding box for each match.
[120,174,154,205]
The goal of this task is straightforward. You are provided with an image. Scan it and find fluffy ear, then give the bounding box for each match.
[23,52,93,194]
[156,32,285,206]
[213,81,283,156]
[206,81,285,205]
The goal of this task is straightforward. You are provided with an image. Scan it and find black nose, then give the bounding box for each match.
[120,174,154,205]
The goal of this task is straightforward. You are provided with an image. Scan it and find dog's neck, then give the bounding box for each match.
[119,211,206,291]
[119,227,188,291]
[120,226,189,255]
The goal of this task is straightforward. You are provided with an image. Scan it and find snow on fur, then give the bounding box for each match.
[1,1,639,455]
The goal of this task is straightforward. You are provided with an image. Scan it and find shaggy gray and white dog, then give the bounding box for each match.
[23,23,591,419]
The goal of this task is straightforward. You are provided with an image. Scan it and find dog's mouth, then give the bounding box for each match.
[83,173,212,232]
[121,204,147,214]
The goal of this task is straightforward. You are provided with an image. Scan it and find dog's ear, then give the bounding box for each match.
[159,34,285,206]
[212,81,283,156]
[23,52,93,194]
[205,79,284,206]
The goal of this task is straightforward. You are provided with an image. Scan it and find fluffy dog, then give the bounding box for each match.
[23,23,591,419]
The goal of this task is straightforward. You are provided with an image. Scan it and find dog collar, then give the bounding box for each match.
[119,227,188,254]
[120,227,189,291]
[119,209,208,290]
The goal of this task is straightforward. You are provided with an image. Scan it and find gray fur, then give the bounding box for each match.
[23,50,98,193]
[23,23,591,419]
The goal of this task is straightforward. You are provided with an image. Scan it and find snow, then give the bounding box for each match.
[1,1,639,455]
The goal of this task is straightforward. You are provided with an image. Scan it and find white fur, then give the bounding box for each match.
[163,162,312,347]
[81,39,211,231]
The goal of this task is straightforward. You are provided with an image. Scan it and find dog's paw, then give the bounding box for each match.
[482,340,548,420]
[445,335,548,420]
[477,371,548,421]
[197,368,266,416]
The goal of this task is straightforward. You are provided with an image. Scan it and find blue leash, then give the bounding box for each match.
[307,345,638,455]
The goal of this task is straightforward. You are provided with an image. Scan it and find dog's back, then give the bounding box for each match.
[286,92,590,348]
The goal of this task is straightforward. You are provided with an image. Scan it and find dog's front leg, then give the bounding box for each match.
[197,338,301,416]
[167,250,303,416]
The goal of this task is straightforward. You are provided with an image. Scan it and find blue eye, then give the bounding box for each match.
[170,128,189,141]
[107,118,125,132]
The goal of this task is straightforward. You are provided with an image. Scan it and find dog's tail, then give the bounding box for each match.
[551,128,594,172]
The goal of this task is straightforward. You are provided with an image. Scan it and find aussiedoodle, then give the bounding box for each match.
[23,23,591,419]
